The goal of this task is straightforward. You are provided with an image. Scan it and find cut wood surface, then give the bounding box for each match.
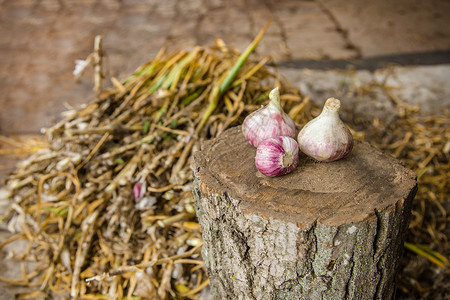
[193,126,417,299]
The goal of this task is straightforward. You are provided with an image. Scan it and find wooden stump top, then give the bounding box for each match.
[193,126,417,229]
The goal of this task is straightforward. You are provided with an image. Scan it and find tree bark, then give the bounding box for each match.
[192,126,417,300]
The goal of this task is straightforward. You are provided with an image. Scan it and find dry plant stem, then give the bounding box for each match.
[70,209,100,299]
[65,127,119,135]
[97,243,203,278]
[157,213,187,228]
[170,139,195,183]
[173,259,204,265]
[127,273,138,299]
[181,279,210,297]
[74,132,110,179]
[147,184,184,193]
[232,56,269,88]
[0,232,26,250]
[110,77,126,94]
[158,262,174,299]
[219,81,246,134]
[108,274,119,299]
[288,96,310,119]
[36,172,80,220]
[93,35,103,97]
[100,131,156,159]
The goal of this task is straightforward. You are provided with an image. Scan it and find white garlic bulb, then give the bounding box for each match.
[242,87,296,147]
[297,97,353,162]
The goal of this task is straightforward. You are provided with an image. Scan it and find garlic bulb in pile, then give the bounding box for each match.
[255,136,299,177]
[297,97,353,162]
[242,87,296,147]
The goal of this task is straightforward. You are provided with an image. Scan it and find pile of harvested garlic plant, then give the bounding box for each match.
[243,87,353,177]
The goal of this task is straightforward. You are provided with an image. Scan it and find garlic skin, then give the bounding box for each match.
[297,97,353,162]
[255,136,299,177]
[243,87,296,147]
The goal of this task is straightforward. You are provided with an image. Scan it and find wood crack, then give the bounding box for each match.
[315,0,362,58]
[373,209,384,299]
[344,251,355,299]
[262,0,291,58]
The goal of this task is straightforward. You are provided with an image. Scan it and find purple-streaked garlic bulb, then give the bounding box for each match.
[242,87,296,147]
[297,97,353,162]
[255,136,299,177]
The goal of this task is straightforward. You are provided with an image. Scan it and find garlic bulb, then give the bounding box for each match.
[297,97,353,162]
[242,87,296,147]
[255,136,299,177]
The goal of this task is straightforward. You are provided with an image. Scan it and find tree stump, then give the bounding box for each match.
[192,126,417,300]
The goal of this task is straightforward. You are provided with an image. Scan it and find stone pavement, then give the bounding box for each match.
[0,0,449,298]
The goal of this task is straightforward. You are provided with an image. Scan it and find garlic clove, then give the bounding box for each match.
[242,87,297,147]
[255,136,299,177]
[297,97,353,162]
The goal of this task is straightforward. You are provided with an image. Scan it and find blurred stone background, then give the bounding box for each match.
[1,0,449,135]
